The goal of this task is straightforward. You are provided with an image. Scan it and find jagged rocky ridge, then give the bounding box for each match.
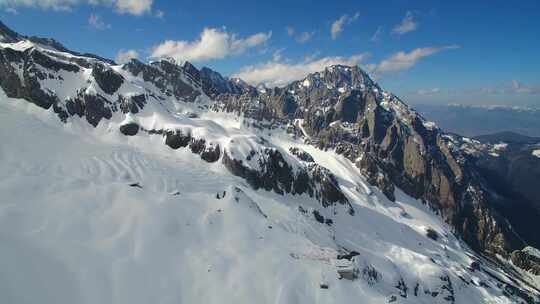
[1,20,540,302]
[206,66,526,257]
[0,20,531,256]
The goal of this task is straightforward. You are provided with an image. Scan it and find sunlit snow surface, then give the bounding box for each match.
[0,88,535,303]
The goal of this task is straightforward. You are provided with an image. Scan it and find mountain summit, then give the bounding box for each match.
[0,21,539,303]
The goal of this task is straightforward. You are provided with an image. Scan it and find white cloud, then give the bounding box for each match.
[286,26,295,36]
[114,0,152,15]
[286,26,314,43]
[369,45,459,74]
[154,8,163,18]
[371,26,382,42]
[4,7,18,14]
[511,80,540,94]
[296,31,314,43]
[331,12,359,40]
[150,27,271,63]
[88,13,110,30]
[232,53,369,87]
[0,0,154,15]
[392,11,418,35]
[416,88,441,96]
[115,49,139,64]
[272,48,285,62]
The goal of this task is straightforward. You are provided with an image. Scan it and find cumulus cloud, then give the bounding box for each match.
[331,12,359,40]
[113,0,152,15]
[115,49,139,64]
[88,13,110,30]
[392,11,418,35]
[0,0,154,15]
[232,53,369,87]
[369,45,460,74]
[150,28,272,63]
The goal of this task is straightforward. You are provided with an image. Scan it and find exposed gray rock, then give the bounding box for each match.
[92,63,124,95]
[123,59,201,102]
[164,130,191,150]
[200,67,251,98]
[119,122,139,136]
[161,130,221,163]
[511,249,540,275]
[289,147,314,162]
[222,146,352,212]
[66,93,112,127]
[189,138,221,162]
[119,94,146,114]
[426,228,439,241]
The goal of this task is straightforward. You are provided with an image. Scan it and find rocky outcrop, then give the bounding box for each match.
[119,122,139,136]
[0,46,65,114]
[164,130,192,149]
[289,147,314,162]
[199,67,251,98]
[123,59,201,102]
[222,144,352,212]
[66,93,113,127]
[119,94,146,114]
[189,138,221,162]
[511,248,540,275]
[163,129,221,163]
[92,63,124,95]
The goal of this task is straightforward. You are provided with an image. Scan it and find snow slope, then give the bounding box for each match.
[1,87,538,304]
[0,23,538,302]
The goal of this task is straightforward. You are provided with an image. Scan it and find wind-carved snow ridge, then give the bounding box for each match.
[0,23,539,303]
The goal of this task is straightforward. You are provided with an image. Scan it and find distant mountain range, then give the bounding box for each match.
[414,104,540,137]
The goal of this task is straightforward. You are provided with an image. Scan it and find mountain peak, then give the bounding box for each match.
[282,64,379,96]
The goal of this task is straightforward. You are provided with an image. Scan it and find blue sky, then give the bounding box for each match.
[1,0,539,106]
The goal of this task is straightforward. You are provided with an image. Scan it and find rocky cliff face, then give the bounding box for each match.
[207,65,525,257]
[0,21,531,259]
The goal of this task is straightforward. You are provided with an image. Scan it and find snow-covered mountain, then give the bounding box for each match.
[1,20,539,303]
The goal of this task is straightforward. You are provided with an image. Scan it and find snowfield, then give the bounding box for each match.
[0,87,536,304]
